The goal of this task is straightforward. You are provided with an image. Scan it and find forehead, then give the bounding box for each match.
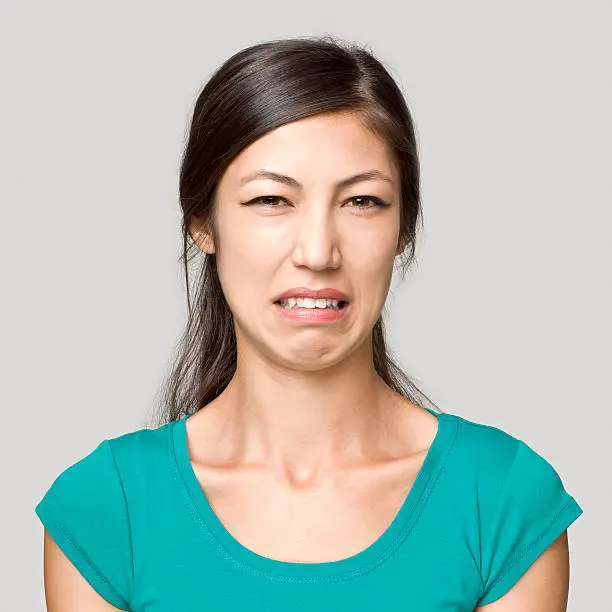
[219,112,398,191]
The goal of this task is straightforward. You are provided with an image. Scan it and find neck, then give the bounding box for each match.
[208,343,403,488]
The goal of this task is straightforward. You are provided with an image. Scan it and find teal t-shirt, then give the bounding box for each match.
[35,407,583,610]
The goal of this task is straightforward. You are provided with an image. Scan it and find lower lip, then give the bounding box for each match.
[273,301,350,322]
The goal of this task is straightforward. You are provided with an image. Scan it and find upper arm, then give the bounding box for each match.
[475,530,570,611]
[43,528,128,612]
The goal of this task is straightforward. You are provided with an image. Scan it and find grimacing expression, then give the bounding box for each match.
[192,111,404,369]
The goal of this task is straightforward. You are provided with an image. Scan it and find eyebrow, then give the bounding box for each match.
[238,169,395,190]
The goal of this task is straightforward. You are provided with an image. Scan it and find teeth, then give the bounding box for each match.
[278,297,343,309]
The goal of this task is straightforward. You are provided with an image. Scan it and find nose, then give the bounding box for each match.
[290,204,341,271]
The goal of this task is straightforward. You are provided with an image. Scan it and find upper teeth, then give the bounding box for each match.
[279,297,342,309]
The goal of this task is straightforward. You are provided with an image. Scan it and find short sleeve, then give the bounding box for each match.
[476,438,583,606]
[35,439,133,610]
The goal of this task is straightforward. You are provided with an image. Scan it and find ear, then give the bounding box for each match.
[188,218,215,254]
[395,235,406,256]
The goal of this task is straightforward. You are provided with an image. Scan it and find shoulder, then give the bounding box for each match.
[447,410,568,483]
[37,419,177,516]
[409,408,520,492]
[443,410,582,544]
[440,410,572,507]
[107,419,175,467]
[94,419,180,504]
[445,411,524,474]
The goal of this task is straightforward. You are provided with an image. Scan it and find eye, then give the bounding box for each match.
[246,196,288,208]
[244,195,391,210]
[346,196,390,211]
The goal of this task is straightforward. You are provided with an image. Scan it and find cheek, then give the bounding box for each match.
[216,222,279,304]
[220,206,287,254]
[351,227,397,272]
[349,233,396,304]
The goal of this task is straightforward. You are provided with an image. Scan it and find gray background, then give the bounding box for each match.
[1,1,609,610]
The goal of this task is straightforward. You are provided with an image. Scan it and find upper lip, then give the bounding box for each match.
[274,287,350,302]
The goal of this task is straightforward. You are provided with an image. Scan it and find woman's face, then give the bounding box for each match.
[196,111,403,370]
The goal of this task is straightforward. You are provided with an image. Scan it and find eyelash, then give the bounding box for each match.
[243,195,391,211]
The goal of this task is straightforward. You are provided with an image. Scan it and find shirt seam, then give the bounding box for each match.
[106,438,136,605]
[479,437,531,598]
[170,415,459,584]
[480,494,576,599]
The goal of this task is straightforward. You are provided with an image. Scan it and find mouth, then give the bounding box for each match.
[272,298,350,322]
[273,299,349,310]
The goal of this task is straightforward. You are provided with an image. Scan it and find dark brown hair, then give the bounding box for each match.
[145,35,442,429]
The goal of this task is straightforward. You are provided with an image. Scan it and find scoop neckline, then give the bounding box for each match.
[171,405,457,581]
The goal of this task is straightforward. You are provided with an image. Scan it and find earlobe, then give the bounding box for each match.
[201,233,215,254]
[189,221,215,254]
[200,234,215,254]
[396,236,406,255]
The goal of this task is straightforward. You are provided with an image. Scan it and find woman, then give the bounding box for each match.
[36,36,583,611]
